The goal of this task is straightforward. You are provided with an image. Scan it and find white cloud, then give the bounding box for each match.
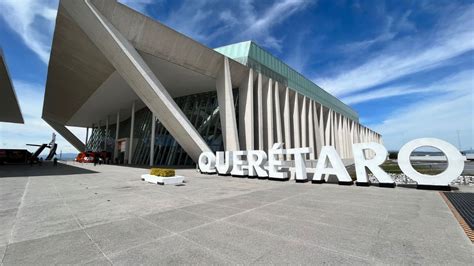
[341,86,428,105]
[341,70,474,105]
[316,5,474,97]
[0,0,154,65]
[368,71,474,151]
[237,0,312,51]
[0,0,58,64]
[161,0,312,50]
[118,0,154,14]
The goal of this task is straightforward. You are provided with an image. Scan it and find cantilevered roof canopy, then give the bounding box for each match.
[42,0,248,156]
[43,0,248,128]
[0,48,23,124]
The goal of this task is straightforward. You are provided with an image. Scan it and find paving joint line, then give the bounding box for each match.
[132,215,238,264]
[1,176,30,265]
[220,219,371,262]
[52,183,114,265]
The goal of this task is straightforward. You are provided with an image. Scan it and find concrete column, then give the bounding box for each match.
[308,100,315,160]
[85,127,89,151]
[114,111,120,160]
[256,73,264,150]
[91,123,95,150]
[104,116,109,151]
[61,0,211,162]
[216,57,239,151]
[98,120,103,151]
[128,101,135,164]
[238,68,254,150]
[263,78,274,151]
[292,92,301,148]
[150,113,156,166]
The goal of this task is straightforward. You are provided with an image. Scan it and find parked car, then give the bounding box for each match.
[75,151,112,163]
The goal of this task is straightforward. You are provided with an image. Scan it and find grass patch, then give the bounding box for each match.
[150,168,175,177]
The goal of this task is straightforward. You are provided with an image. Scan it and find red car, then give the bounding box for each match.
[76,151,112,163]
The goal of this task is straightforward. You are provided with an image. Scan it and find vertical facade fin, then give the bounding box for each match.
[308,100,315,160]
[256,73,264,150]
[216,57,240,151]
[283,87,292,160]
[274,82,283,147]
[263,78,274,151]
[292,92,301,148]
[238,68,254,150]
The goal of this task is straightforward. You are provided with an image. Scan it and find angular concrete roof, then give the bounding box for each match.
[0,48,23,124]
[42,0,248,127]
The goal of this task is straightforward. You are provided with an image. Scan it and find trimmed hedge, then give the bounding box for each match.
[150,168,175,177]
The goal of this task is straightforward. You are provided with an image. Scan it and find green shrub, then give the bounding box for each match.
[150,168,175,177]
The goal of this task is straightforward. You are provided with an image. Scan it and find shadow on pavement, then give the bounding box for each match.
[0,162,98,178]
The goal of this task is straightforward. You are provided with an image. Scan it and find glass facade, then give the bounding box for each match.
[214,41,359,122]
[86,90,236,166]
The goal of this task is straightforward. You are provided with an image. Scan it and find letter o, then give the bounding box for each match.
[397,138,464,186]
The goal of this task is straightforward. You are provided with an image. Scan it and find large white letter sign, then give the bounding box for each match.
[398,138,465,186]
[353,142,394,186]
[287,147,312,181]
[247,150,268,178]
[198,152,216,174]
[216,151,233,175]
[268,143,289,180]
[231,150,248,176]
[312,146,352,183]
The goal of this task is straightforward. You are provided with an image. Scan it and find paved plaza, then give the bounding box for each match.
[0,162,472,265]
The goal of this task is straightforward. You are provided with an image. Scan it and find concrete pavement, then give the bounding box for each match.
[0,162,472,264]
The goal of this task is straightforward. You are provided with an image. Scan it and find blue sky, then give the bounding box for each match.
[0,0,472,154]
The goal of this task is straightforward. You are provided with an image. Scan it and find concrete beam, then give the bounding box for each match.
[44,118,85,152]
[61,0,211,162]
